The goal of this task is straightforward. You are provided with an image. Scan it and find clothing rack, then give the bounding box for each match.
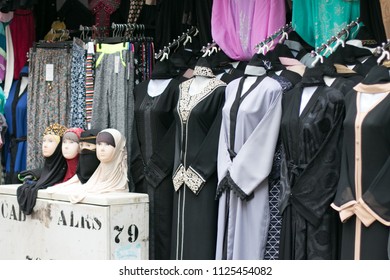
[79,25,111,39]
[310,18,361,66]
[32,41,73,52]
[254,22,293,52]
[155,26,199,60]
[315,18,361,54]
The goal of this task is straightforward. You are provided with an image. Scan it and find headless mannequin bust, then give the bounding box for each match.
[324,76,336,87]
[42,134,60,158]
[360,92,388,112]
[242,64,266,93]
[189,76,211,96]
[300,86,318,116]
[147,78,173,97]
[19,76,28,97]
[242,76,259,93]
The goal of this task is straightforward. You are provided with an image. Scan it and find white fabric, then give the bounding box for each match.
[147,78,172,97]
[241,76,257,93]
[300,86,317,116]
[324,76,336,87]
[189,76,211,96]
[360,92,388,113]
[87,41,95,54]
[69,128,128,203]
[19,77,28,96]
[4,24,14,98]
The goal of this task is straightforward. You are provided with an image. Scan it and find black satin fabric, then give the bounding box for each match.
[16,141,67,215]
[76,149,100,184]
[278,68,345,259]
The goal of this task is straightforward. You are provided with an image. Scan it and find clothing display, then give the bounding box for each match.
[69,128,128,203]
[211,0,286,61]
[60,127,84,183]
[216,54,284,260]
[1,0,390,263]
[16,123,67,215]
[171,58,226,259]
[278,67,345,259]
[3,65,28,183]
[292,0,360,49]
[332,66,390,260]
[27,46,72,170]
[9,9,35,80]
[76,128,100,184]
[69,38,86,129]
[132,60,180,259]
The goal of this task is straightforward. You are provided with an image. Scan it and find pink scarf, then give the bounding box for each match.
[211,0,286,61]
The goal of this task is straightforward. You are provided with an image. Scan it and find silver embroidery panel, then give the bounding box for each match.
[172,165,206,194]
[173,164,186,191]
[178,78,226,122]
[185,167,205,194]
[193,66,215,78]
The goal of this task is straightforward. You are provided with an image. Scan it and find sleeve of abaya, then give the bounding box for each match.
[144,122,176,188]
[357,157,390,227]
[331,137,357,222]
[130,125,145,185]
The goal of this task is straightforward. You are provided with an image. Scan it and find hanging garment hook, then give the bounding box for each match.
[202,43,211,57]
[332,35,345,51]
[311,50,324,67]
[160,45,170,61]
[193,27,199,37]
[183,32,192,46]
[256,43,264,55]
[323,44,333,56]
[351,20,360,38]
[263,42,270,55]
[173,37,181,53]
[209,43,218,55]
[279,30,289,44]
[377,43,390,65]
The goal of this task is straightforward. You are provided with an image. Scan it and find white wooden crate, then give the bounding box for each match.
[0,184,149,260]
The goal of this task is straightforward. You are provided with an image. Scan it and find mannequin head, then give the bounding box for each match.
[62,131,82,159]
[79,141,96,152]
[76,129,101,184]
[96,131,116,163]
[42,123,67,158]
[42,134,60,157]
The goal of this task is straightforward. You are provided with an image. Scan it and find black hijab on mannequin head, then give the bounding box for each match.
[16,138,67,215]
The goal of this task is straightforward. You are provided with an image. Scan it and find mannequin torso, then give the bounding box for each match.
[147,78,173,97]
[300,86,318,116]
[189,76,211,96]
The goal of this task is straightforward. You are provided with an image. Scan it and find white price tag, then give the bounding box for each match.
[114,56,120,74]
[45,64,54,81]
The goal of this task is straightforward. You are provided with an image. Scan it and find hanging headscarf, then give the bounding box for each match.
[70,128,128,203]
[16,123,67,215]
[61,127,84,183]
[76,128,101,184]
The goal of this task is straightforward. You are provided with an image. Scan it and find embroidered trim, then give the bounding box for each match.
[185,167,205,194]
[215,171,253,201]
[193,66,215,78]
[172,165,206,194]
[178,78,226,122]
[172,164,186,191]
